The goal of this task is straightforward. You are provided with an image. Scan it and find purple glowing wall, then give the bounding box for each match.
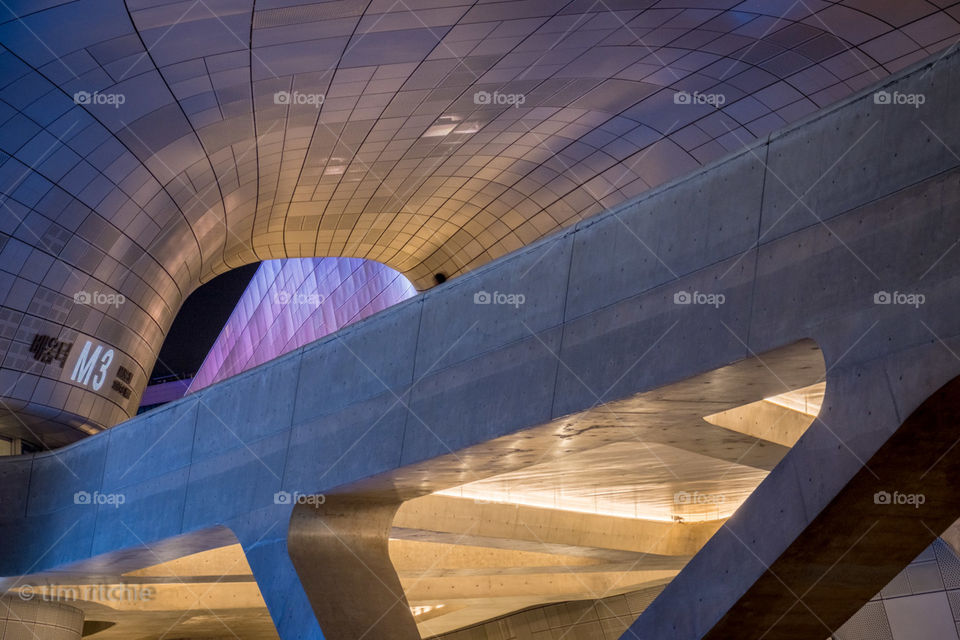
[188,258,416,392]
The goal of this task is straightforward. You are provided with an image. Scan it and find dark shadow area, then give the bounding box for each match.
[82,621,116,636]
[149,263,259,383]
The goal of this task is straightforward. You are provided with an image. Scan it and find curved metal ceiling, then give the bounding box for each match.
[0,0,957,439]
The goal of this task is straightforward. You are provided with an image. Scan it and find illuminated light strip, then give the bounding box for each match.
[411,604,444,616]
[763,382,826,417]
[422,124,457,137]
[433,488,737,523]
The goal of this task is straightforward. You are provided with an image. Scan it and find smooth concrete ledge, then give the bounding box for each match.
[2,46,960,640]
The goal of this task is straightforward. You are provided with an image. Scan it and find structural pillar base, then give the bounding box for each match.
[288,495,419,640]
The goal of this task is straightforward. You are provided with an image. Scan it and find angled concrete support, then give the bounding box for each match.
[627,357,960,639]
[288,496,419,640]
[235,518,325,640]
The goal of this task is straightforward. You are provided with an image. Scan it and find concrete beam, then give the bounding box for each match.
[394,495,720,558]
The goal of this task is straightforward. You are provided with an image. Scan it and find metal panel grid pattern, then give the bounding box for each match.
[0,598,83,640]
[0,0,959,437]
[834,600,895,640]
[188,257,415,391]
[936,537,960,590]
[832,539,960,640]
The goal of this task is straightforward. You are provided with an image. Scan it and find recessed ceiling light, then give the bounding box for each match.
[422,123,458,137]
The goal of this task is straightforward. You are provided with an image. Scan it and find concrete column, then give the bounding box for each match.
[288,496,420,640]
[0,596,83,640]
[232,514,326,640]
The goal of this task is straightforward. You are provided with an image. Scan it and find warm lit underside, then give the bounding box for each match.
[7,383,823,638]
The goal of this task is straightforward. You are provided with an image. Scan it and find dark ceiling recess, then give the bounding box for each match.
[149,263,260,382]
[82,621,116,637]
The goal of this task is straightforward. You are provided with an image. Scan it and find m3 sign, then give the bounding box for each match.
[69,340,115,391]
[30,334,135,404]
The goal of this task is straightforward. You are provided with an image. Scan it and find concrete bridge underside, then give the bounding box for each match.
[3,46,960,640]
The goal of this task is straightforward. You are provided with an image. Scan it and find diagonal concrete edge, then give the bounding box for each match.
[628,364,960,639]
